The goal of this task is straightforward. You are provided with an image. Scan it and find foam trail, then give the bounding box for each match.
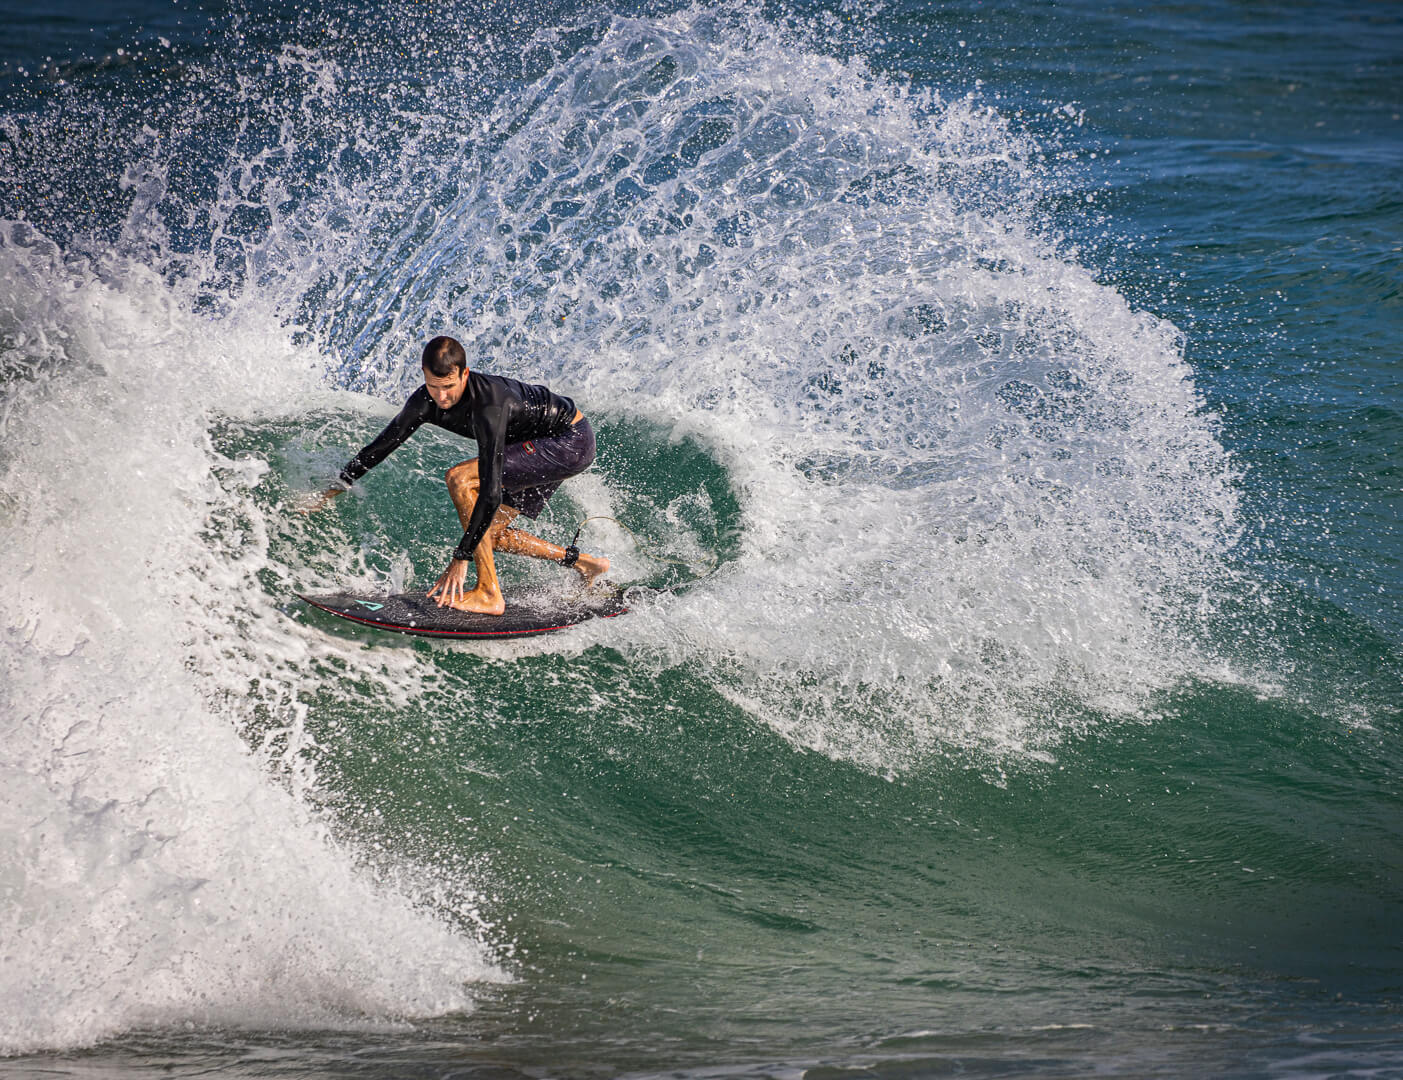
[0,223,501,1055]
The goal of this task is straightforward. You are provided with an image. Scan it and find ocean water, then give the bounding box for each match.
[1,0,1400,1076]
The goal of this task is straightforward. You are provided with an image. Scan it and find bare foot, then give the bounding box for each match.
[444,588,506,615]
[574,553,610,587]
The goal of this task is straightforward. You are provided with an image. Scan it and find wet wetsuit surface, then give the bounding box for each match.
[339,370,577,561]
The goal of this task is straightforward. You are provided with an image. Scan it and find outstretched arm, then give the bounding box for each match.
[302,395,427,513]
[339,395,428,486]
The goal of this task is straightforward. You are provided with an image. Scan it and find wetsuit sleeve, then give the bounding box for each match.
[451,405,507,561]
[338,396,427,486]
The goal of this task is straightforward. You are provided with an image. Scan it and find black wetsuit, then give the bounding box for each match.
[339,371,577,562]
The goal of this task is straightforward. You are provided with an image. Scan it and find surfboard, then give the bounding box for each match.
[298,587,630,639]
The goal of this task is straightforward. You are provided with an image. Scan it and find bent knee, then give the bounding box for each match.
[445,462,479,494]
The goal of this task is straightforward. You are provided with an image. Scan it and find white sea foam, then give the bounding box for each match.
[307,7,1240,768]
[0,223,502,1055]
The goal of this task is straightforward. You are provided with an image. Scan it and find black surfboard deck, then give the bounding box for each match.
[298,587,630,639]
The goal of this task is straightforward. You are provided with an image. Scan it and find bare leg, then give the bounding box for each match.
[443,459,610,610]
[443,459,508,614]
[497,525,610,586]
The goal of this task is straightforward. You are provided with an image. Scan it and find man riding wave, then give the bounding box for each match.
[307,336,609,614]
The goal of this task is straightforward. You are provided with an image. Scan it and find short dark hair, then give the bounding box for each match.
[422,335,467,376]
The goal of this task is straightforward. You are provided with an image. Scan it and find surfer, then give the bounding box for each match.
[306,336,609,615]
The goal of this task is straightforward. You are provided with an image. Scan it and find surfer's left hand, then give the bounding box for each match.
[429,558,470,607]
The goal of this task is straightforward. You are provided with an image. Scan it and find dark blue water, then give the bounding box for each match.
[2,1,1401,1076]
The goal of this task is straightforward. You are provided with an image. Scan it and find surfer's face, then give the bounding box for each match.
[423,364,469,409]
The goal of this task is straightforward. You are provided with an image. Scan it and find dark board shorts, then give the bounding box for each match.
[501,418,596,519]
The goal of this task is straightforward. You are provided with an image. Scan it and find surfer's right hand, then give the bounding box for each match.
[295,487,344,515]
